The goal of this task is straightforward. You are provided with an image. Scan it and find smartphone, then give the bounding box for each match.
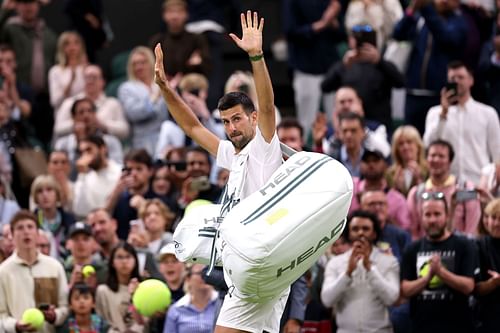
[445,82,458,104]
[238,84,250,95]
[122,166,131,175]
[455,190,477,202]
[352,25,377,48]
[38,303,50,311]
[190,176,211,191]
[129,219,145,232]
[167,161,187,171]
[189,89,200,97]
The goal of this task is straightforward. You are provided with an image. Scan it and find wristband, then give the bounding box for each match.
[249,53,264,62]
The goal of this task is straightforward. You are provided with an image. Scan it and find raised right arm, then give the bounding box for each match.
[154,44,220,156]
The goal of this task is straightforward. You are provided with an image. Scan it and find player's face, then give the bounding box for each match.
[220,105,257,150]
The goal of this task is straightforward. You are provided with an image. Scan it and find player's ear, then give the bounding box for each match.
[251,110,257,123]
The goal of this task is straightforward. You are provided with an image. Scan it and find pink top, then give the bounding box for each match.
[406,175,481,239]
[349,177,411,231]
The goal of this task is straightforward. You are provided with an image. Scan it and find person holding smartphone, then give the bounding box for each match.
[177,146,223,209]
[321,26,405,134]
[423,61,500,185]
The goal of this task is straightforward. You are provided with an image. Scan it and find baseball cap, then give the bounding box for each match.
[158,243,177,261]
[361,149,385,162]
[68,222,93,238]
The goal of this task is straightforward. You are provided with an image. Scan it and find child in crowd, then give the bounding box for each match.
[57,283,109,333]
[95,242,144,332]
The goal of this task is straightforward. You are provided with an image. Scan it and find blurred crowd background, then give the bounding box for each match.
[0,0,499,332]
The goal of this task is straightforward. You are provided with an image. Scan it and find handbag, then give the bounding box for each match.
[383,39,413,74]
[13,147,47,187]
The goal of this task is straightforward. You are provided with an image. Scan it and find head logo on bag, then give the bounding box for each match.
[220,152,353,302]
[277,218,346,277]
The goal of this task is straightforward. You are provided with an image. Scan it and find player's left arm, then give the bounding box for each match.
[230,11,275,143]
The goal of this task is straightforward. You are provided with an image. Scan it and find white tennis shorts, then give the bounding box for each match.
[216,286,290,333]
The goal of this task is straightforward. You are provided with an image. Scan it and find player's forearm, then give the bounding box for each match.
[250,56,274,115]
[159,84,203,136]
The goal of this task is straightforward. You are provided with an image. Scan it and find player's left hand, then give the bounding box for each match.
[229,11,264,57]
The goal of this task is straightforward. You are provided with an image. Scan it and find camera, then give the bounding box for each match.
[455,190,477,202]
[190,176,211,191]
[155,159,187,171]
[38,303,50,311]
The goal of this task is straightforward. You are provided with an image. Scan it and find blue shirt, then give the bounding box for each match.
[379,224,411,262]
[164,291,218,333]
[340,146,364,177]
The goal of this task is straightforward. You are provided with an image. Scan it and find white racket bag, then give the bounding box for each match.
[219,152,353,302]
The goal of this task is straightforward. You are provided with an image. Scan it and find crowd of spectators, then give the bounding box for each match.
[0,0,499,332]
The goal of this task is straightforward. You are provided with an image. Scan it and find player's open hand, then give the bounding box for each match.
[229,11,264,57]
[154,44,169,90]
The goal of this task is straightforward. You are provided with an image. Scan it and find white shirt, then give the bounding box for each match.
[48,65,86,109]
[424,98,500,184]
[216,127,282,201]
[73,159,122,218]
[54,92,130,140]
[321,248,400,333]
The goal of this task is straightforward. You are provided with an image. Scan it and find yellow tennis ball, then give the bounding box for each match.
[132,279,172,317]
[419,262,430,277]
[82,265,96,278]
[419,262,443,288]
[22,308,45,330]
[429,275,443,288]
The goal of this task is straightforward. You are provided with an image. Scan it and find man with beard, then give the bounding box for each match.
[312,87,390,159]
[321,210,400,333]
[54,97,123,171]
[349,149,410,230]
[178,146,223,208]
[86,208,119,261]
[400,195,479,333]
[72,135,121,219]
[106,149,176,240]
[155,11,288,333]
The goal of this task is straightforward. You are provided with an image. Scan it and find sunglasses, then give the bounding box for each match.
[421,192,445,200]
